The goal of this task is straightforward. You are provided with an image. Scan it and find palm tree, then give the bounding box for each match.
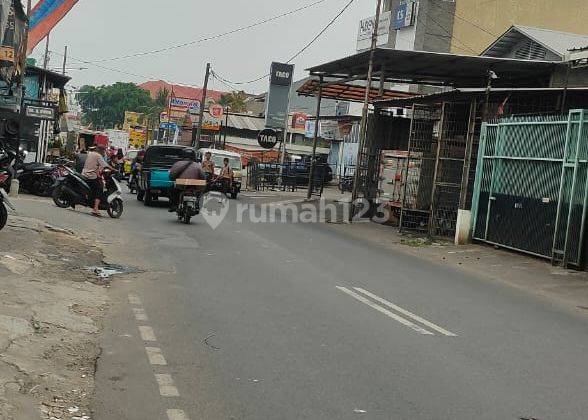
[219,91,247,113]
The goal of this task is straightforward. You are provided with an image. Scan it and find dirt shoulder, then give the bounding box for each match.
[0,216,110,420]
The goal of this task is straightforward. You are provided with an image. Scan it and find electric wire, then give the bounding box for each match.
[86,0,330,63]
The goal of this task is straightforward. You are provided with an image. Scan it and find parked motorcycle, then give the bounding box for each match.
[18,162,57,196]
[52,167,124,218]
[0,135,25,231]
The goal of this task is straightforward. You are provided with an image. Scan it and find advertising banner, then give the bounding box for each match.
[265,62,294,130]
[356,11,391,51]
[123,111,146,131]
[393,2,415,30]
[170,97,200,114]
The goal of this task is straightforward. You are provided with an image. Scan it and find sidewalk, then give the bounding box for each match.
[325,220,588,313]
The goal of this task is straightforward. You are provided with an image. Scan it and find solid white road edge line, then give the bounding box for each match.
[354,287,458,337]
[336,287,434,335]
[145,347,167,366]
[155,374,180,397]
[138,325,157,342]
[167,409,190,420]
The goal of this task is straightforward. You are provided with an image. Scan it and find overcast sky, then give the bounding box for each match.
[29,0,375,93]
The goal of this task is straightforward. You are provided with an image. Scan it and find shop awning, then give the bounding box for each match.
[296,79,414,103]
[306,48,563,88]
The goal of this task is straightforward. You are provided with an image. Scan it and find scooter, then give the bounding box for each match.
[52,167,124,218]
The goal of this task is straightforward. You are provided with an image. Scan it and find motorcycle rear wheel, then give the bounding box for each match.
[107,198,124,219]
[183,211,191,224]
[0,204,7,231]
[52,185,71,208]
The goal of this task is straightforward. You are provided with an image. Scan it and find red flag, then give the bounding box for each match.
[27,0,79,54]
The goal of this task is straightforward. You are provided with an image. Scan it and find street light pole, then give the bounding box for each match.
[307,75,324,200]
[350,0,382,218]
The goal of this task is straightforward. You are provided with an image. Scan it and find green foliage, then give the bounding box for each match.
[78,83,159,129]
[218,91,247,113]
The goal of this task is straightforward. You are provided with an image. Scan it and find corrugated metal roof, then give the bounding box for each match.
[307,48,560,88]
[483,26,588,59]
[226,114,265,131]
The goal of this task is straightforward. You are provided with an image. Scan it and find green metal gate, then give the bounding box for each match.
[471,110,588,267]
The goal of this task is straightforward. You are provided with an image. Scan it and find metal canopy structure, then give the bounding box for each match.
[296,79,413,103]
[306,48,563,88]
[375,87,588,108]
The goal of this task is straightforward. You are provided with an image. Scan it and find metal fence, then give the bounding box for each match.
[247,162,328,196]
[471,110,588,267]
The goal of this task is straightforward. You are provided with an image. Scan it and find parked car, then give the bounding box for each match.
[137,145,192,206]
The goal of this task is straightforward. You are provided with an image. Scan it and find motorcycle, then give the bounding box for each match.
[174,179,206,224]
[52,167,124,218]
[18,162,58,197]
[0,138,25,231]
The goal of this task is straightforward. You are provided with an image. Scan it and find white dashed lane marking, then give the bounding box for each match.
[132,307,148,322]
[145,346,167,366]
[167,409,190,420]
[138,325,157,342]
[128,294,142,306]
[155,374,180,397]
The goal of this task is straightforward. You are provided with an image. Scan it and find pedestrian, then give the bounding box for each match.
[202,151,215,181]
[218,157,233,196]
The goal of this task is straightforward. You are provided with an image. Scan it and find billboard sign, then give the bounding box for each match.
[265,62,294,129]
[209,104,224,119]
[201,111,221,131]
[357,11,391,51]
[393,2,415,30]
[123,111,146,131]
[170,97,200,113]
[291,113,308,133]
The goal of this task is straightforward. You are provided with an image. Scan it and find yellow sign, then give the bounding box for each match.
[129,127,147,149]
[0,46,14,63]
[123,111,146,131]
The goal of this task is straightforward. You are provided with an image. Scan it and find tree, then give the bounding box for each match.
[78,83,155,129]
[219,91,248,113]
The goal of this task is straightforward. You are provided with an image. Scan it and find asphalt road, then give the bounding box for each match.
[14,191,588,420]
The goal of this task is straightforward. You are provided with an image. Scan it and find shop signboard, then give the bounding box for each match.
[356,11,391,51]
[393,1,415,30]
[201,111,221,131]
[129,127,147,149]
[291,113,308,134]
[123,111,146,131]
[210,104,224,119]
[25,105,54,119]
[265,62,294,129]
[257,128,279,149]
[170,97,201,114]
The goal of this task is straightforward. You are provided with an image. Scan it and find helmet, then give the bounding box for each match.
[180,148,196,161]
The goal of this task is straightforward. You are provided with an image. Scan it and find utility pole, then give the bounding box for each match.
[307,76,323,200]
[350,0,382,218]
[42,33,50,70]
[195,62,211,148]
[62,45,68,75]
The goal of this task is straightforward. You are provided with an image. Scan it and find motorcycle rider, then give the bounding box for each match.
[168,148,205,212]
[82,146,116,217]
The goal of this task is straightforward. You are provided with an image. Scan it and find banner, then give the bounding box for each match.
[27,0,80,54]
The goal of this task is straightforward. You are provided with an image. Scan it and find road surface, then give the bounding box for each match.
[15,192,588,420]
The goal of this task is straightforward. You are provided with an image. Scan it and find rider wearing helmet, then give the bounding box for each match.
[168,148,205,212]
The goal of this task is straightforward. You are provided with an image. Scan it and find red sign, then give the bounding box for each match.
[291,113,308,130]
[210,104,224,119]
